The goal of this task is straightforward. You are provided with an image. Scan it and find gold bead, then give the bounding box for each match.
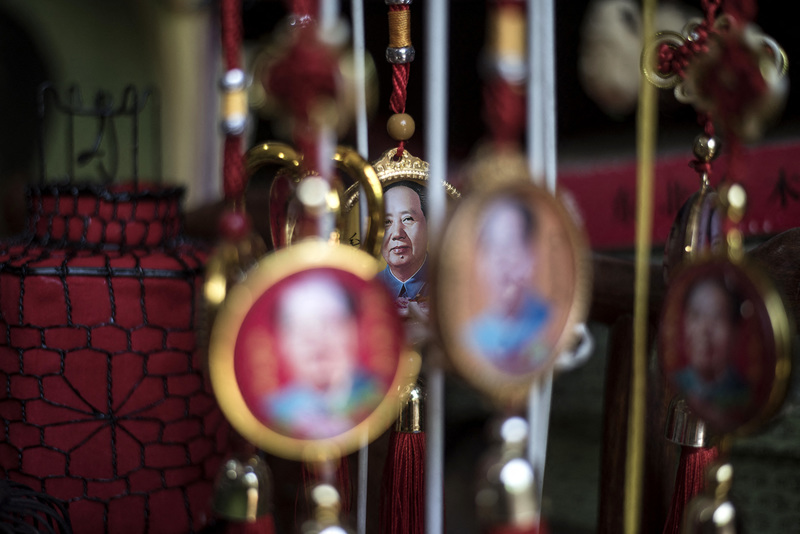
[693,135,719,162]
[387,113,415,141]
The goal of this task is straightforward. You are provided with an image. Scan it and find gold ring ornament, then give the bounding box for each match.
[244,143,385,256]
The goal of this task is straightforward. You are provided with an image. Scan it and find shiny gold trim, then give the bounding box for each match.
[342,147,461,214]
[208,240,418,462]
[333,146,384,257]
[396,380,424,433]
[245,141,301,177]
[244,143,384,256]
[432,182,593,406]
[641,31,685,89]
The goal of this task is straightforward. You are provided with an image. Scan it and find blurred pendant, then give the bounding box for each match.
[659,185,793,437]
[207,240,418,462]
[433,177,591,407]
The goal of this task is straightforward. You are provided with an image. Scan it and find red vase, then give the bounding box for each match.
[0,183,230,533]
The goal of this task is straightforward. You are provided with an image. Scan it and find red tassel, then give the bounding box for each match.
[224,515,276,534]
[380,431,426,534]
[662,445,719,534]
[487,518,549,534]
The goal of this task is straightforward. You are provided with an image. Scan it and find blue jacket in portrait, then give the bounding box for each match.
[377,257,428,299]
[263,371,382,439]
[464,292,551,373]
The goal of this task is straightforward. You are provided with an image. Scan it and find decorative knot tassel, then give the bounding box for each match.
[661,445,719,534]
[380,431,426,534]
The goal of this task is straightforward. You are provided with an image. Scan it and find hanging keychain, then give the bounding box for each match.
[432,2,591,532]
[331,1,459,532]
[660,182,793,437]
[642,3,791,531]
[434,0,592,408]
[342,0,459,339]
[659,183,793,531]
[203,1,420,532]
[203,2,280,533]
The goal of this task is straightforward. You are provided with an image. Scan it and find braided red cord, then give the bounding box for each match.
[223,136,247,201]
[481,0,525,150]
[391,63,410,157]
[220,0,246,203]
[390,63,410,116]
[657,0,720,78]
[482,78,525,149]
[389,5,411,158]
[221,0,243,70]
[267,35,338,173]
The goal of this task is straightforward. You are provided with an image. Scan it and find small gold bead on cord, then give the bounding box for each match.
[387,113,415,141]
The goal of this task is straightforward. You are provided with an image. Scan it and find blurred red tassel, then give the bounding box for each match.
[662,445,719,534]
[224,515,276,534]
[487,519,550,534]
[380,430,426,534]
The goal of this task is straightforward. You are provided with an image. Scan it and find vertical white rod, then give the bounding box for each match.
[425,354,445,534]
[357,435,369,534]
[542,0,557,194]
[425,0,449,530]
[350,0,370,532]
[352,0,369,158]
[425,0,449,237]
[528,369,553,509]
[526,0,557,518]
[319,0,341,34]
[352,0,370,242]
[526,0,544,183]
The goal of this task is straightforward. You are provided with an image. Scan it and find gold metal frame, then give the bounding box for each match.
[244,143,385,256]
[432,181,592,406]
[659,254,793,437]
[208,240,419,462]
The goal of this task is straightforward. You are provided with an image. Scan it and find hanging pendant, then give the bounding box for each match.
[433,179,592,406]
[208,240,418,462]
[343,147,459,347]
[659,185,793,436]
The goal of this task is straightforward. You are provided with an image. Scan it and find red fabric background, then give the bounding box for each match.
[559,139,800,250]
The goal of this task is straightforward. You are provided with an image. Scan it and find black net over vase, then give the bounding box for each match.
[0,85,231,533]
